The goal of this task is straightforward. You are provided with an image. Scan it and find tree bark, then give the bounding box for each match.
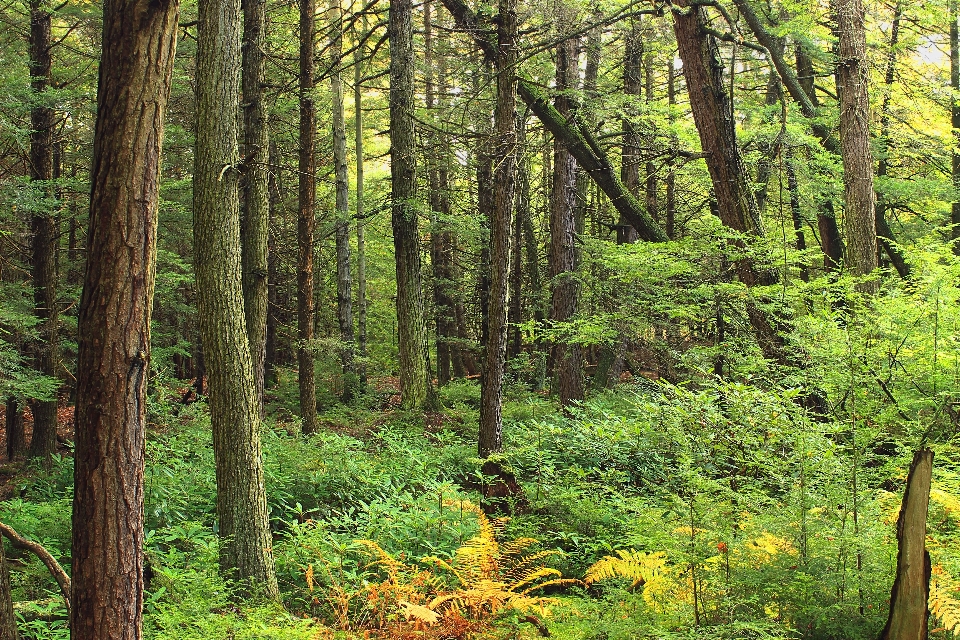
[331,0,356,401]
[620,19,642,243]
[71,2,179,635]
[27,0,59,460]
[194,0,278,597]
[835,0,878,290]
[4,398,24,461]
[550,32,584,408]
[951,0,960,255]
[240,0,270,414]
[879,448,933,640]
[298,0,318,432]
[354,27,368,386]
[478,0,516,458]
[390,0,434,409]
[0,539,15,640]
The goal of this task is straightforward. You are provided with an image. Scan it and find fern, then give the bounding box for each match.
[584,549,668,589]
[930,566,960,635]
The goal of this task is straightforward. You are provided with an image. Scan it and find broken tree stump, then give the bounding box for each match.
[879,448,934,640]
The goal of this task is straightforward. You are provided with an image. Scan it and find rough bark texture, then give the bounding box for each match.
[550,33,584,408]
[478,0,516,458]
[879,448,933,640]
[390,0,433,409]
[28,0,58,460]
[331,0,356,400]
[298,0,318,432]
[0,540,15,640]
[620,20,642,243]
[240,0,270,413]
[836,0,878,290]
[4,398,24,461]
[194,0,278,597]
[70,1,178,636]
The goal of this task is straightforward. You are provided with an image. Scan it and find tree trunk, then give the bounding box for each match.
[620,19,642,243]
[835,0,878,290]
[354,33,368,386]
[298,0,318,432]
[666,59,677,239]
[786,154,810,282]
[265,142,279,388]
[4,398,24,461]
[0,539,14,640]
[951,0,960,255]
[478,0,516,459]
[879,448,933,640]
[644,52,658,222]
[240,0,270,414]
[71,0,179,636]
[194,0,278,598]
[28,0,59,461]
[550,32,584,408]
[390,0,434,409]
[330,0,356,401]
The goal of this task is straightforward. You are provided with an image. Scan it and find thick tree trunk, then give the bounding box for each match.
[331,0,356,401]
[836,0,878,290]
[194,0,278,598]
[879,448,933,640]
[27,0,58,460]
[478,0,516,459]
[71,0,179,636]
[298,0,318,432]
[4,398,24,461]
[0,539,14,640]
[786,155,810,282]
[241,0,270,414]
[550,33,584,408]
[390,0,434,409]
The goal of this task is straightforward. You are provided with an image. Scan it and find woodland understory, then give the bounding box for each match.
[2,0,960,637]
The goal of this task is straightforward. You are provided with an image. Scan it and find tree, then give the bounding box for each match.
[298,0,319,432]
[836,0,878,289]
[0,539,14,640]
[240,0,270,412]
[390,0,434,409]
[194,0,278,597]
[952,0,960,255]
[70,0,179,635]
[478,0,516,458]
[27,0,59,460]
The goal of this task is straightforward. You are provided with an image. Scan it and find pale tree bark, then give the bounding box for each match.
[330,0,357,401]
[836,0,878,290]
[241,0,270,413]
[478,0,516,459]
[550,29,584,408]
[354,20,368,385]
[390,0,434,409]
[298,0,318,431]
[28,0,59,460]
[194,0,278,597]
[71,0,179,636]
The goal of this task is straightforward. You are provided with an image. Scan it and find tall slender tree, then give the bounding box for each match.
[390,0,434,409]
[194,0,278,597]
[71,0,179,635]
[354,22,369,385]
[240,0,270,412]
[298,0,319,431]
[27,0,59,460]
[952,0,960,255]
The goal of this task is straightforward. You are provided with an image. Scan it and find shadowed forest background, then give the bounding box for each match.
[2,0,960,636]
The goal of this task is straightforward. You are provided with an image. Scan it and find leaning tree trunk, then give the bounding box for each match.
[550,31,584,408]
[71,0,179,636]
[478,0,516,459]
[27,0,59,460]
[194,0,278,598]
[836,0,878,290]
[879,448,934,640]
[240,0,270,414]
[390,0,434,409]
[330,0,356,401]
[298,0,318,432]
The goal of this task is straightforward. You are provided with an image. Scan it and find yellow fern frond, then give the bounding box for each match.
[508,567,562,593]
[354,539,403,570]
[584,549,668,589]
[930,567,960,634]
[399,600,440,625]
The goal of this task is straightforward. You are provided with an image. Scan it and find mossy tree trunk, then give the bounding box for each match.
[194,0,278,598]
